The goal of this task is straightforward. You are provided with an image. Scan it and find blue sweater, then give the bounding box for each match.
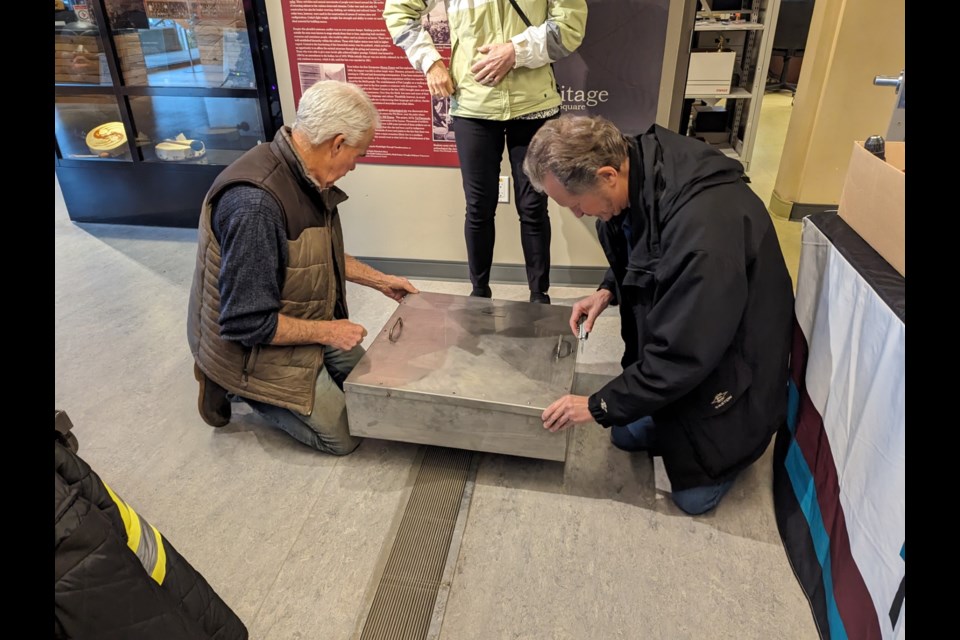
[212,185,348,348]
[212,185,288,348]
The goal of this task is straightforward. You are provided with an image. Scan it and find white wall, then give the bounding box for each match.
[264,0,609,267]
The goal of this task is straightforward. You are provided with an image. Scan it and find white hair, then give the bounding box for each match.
[292,81,380,146]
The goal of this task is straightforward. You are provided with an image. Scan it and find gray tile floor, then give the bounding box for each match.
[54,191,814,639]
[55,89,815,636]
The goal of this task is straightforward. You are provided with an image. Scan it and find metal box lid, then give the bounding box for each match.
[344,292,578,417]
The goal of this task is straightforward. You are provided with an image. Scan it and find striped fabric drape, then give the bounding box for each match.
[774,213,905,640]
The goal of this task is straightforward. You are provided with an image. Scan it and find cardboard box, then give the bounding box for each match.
[837,141,905,276]
[686,50,736,96]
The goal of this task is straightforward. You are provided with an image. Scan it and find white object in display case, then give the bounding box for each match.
[155,133,207,161]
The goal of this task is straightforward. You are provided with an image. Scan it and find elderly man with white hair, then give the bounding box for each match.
[187,80,418,454]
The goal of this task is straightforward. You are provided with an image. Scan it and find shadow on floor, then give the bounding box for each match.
[75,221,197,243]
[462,371,784,545]
[211,402,424,475]
[471,426,783,545]
[64,221,199,288]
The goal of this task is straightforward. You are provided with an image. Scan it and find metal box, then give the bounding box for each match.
[344,292,577,461]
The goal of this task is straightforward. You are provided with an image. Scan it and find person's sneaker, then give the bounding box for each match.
[194,363,231,427]
[529,292,551,304]
[470,285,492,298]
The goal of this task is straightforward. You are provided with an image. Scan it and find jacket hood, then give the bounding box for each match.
[617,124,745,270]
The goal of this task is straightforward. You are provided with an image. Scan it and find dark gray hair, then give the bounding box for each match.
[293,80,380,146]
[523,115,629,194]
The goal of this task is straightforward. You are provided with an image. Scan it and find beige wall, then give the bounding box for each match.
[772,0,905,210]
[657,0,696,131]
[264,0,608,266]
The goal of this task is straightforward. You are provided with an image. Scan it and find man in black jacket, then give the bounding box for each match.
[525,115,794,515]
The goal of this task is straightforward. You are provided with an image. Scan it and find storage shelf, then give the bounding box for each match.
[683,0,781,174]
[716,144,741,160]
[695,21,764,31]
[684,87,752,99]
[696,10,755,17]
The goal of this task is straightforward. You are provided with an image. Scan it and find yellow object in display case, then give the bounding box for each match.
[85,121,128,157]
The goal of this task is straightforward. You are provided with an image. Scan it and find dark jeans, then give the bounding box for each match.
[611,416,737,515]
[452,115,554,294]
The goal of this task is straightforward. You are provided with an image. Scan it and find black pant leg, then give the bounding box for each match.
[452,116,506,290]
[506,117,554,293]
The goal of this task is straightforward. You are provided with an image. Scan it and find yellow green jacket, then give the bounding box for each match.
[384,0,588,120]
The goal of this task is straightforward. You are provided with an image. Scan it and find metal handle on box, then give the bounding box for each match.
[388,316,404,343]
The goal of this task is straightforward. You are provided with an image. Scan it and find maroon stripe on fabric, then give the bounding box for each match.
[793,373,882,638]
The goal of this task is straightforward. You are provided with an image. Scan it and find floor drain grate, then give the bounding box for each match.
[360,447,474,640]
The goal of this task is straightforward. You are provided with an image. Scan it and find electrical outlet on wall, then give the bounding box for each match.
[498,176,510,203]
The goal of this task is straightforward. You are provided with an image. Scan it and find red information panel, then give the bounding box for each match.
[280,0,458,167]
[280,1,669,168]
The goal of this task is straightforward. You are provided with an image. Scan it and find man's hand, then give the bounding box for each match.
[377,275,419,302]
[542,395,592,432]
[324,319,368,351]
[426,60,455,97]
[345,254,419,301]
[471,43,516,87]
[569,289,614,336]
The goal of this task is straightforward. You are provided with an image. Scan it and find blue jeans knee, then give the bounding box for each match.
[671,477,736,515]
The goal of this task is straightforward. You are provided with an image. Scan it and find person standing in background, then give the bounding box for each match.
[384,0,588,303]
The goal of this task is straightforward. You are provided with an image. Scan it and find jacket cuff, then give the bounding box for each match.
[588,393,613,428]
[419,49,442,74]
[510,32,531,68]
[510,28,548,68]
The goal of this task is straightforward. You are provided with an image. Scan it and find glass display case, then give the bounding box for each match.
[55,0,282,226]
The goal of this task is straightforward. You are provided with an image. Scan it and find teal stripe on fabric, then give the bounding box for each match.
[784,380,849,639]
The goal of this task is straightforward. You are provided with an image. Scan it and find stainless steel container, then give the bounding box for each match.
[344,292,577,461]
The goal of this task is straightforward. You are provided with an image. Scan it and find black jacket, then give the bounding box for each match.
[55,441,248,639]
[588,124,794,491]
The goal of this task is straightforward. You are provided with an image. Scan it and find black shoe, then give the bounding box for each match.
[529,292,551,304]
[470,286,492,298]
[194,363,231,427]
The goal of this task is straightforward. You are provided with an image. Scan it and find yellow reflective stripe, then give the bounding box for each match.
[103,482,140,554]
[150,524,167,585]
[102,481,167,585]
[126,504,142,553]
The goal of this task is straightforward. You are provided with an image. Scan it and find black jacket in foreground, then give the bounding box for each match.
[588,124,794,491]
[55,441,248,639]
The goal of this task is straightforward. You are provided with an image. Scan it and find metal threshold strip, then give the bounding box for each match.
[357,447,477,640]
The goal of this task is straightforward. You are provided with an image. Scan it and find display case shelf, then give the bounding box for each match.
[55,0,282,227]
